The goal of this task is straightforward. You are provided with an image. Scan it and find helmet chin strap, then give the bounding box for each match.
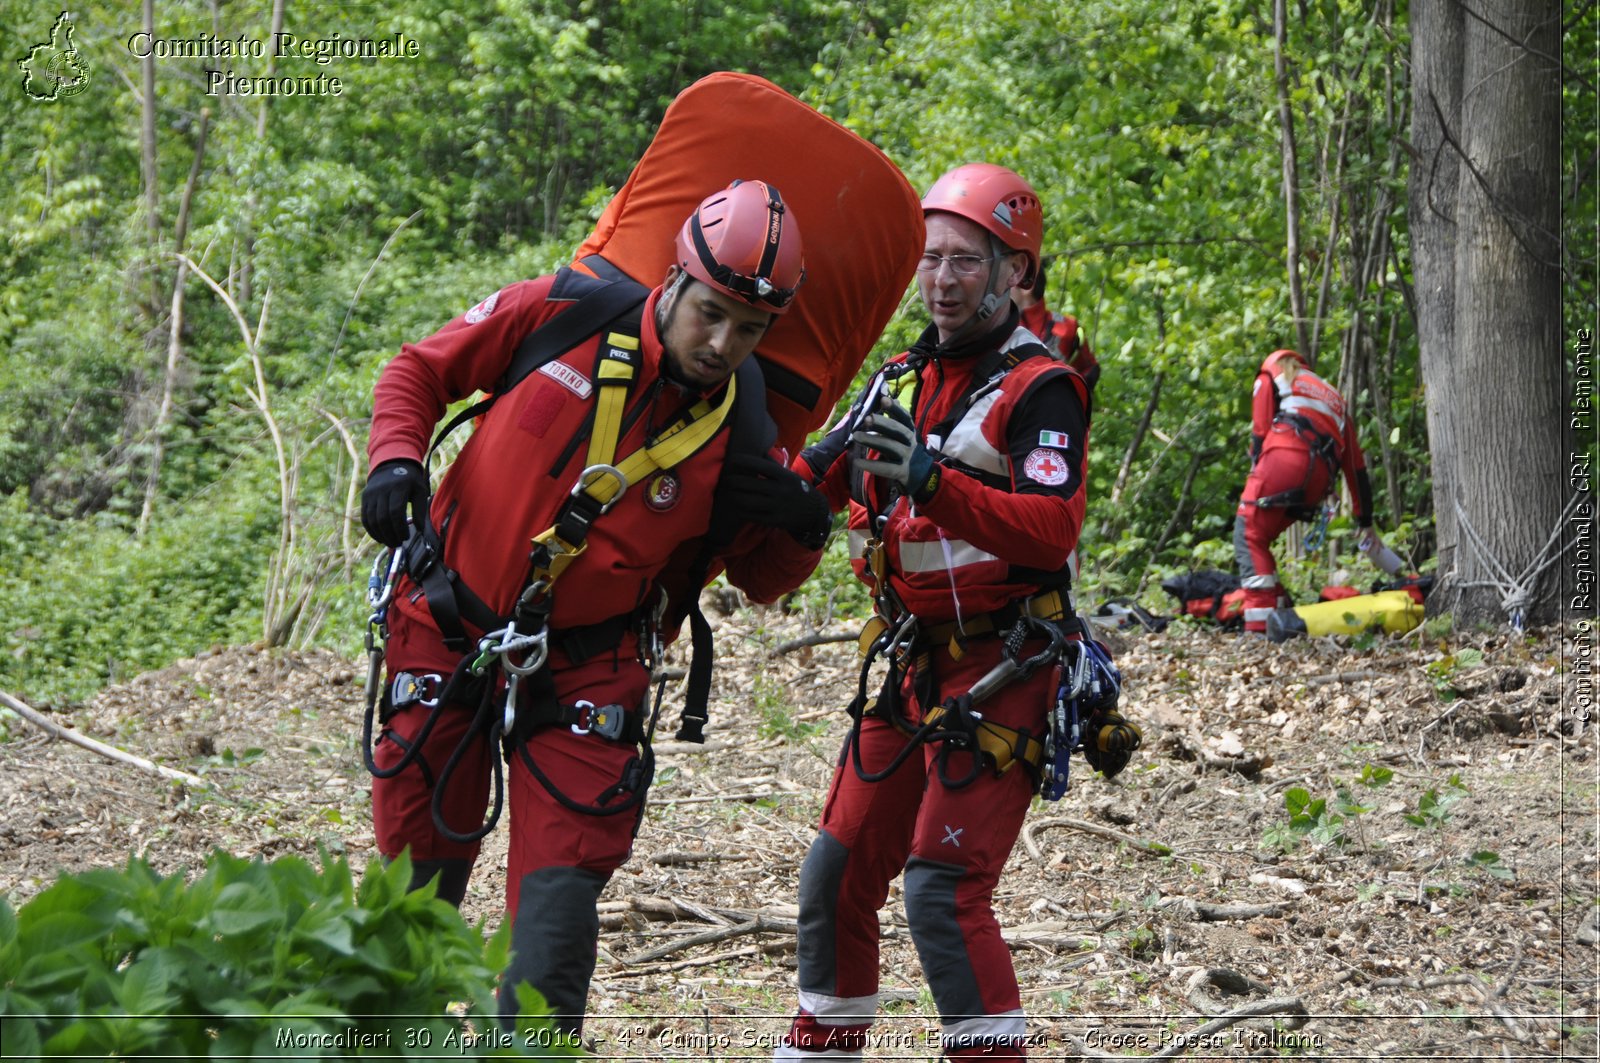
[655,270,690,334]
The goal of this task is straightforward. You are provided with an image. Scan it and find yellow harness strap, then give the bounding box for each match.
[924,588,1068,662]
[921,706,1046,776]
[586,331,640,469]
[528,369,739,586]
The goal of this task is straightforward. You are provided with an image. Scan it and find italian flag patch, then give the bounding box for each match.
[1038,430,1071,448]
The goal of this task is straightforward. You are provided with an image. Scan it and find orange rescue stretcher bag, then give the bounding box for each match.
[571,71,925,457]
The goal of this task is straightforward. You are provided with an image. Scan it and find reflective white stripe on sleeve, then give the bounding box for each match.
[896,538,1000,574]
[847,529,870,561]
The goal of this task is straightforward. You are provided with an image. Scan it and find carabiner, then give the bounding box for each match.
[573,463,628,513]
[503,671,521,736]
[366,544,405,613]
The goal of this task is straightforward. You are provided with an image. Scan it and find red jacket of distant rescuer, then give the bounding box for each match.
[1018,301,1101,392]
[797,315,1090,622]
[1250,349,1373,525]
[367,275,819,668]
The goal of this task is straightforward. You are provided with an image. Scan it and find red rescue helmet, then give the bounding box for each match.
[675,180,806,315]
[1263,348,1308,372]
[920,164,1044,285]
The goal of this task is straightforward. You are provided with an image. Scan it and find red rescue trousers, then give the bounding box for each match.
[778,634,1053,1061]
[1234,441,1329,631]
[370,610,650,919]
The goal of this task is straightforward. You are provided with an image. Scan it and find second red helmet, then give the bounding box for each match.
[675,180,806,315]
[920,164,1044,285]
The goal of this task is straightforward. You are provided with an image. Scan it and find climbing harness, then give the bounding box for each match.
[843,607,1081,792]
[360,268,754,841]
[1253,413,1341,520]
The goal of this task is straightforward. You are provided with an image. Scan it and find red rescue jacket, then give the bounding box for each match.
[800,312,1090,623]
[368,275,816,652]
[1250,350,1371,523]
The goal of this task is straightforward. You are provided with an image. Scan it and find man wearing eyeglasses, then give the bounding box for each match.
[772,164,1115,1061]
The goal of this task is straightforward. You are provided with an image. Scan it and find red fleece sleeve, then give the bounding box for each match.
[919,473,1079,571]
[367,277,556,470]
[1250,370,1277,442]
[721,522,825,604]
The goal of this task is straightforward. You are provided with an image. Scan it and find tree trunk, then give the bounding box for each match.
[1411,0,1566,627]
[139,109,210,538]
[1408,0,1463,613]
[140,0,160,320]
[1273,0,1309,355]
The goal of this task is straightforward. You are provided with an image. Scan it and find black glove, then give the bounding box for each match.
[715,452,833,549]
[360,458,430,547]
[850,402,938,501]
[1082,707,1143,779]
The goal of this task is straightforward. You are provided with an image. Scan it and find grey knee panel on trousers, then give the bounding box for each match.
[406,858,471,907]
[903,856,984,1021]
[500,866,608,1034]
[1233,514,1258,579]
[795,830,850,994]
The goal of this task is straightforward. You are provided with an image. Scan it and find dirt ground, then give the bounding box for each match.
[2,600,1596,1061]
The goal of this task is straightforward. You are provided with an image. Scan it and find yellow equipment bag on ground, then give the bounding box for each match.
[1266,589,1425,642]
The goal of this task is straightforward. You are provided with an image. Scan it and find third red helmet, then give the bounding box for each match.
[921,164,1043,285]
[675,180,806,315]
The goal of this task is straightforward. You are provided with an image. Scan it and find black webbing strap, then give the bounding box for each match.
[673,356,776,743]
[424,270,650,462]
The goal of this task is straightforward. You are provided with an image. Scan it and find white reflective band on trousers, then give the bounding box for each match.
[1241,574,1279,589]
[1244,606,1277,622]
[942,1009,1027,1045]
[797,988,877,1023]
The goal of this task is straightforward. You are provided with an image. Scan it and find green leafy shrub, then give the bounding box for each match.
[0,851,584,1058]
[1404,774,1470,829]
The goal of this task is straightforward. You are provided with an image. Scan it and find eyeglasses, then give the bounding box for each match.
[916,253,995,276]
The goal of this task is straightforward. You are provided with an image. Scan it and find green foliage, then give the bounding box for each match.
[0,850,582,1057]
[1261,765,1391,853]
[1466,850,1514,882]
[1403,774,1470,830]
[1424,649,1486,702]
[752,670,826,741]
[0,490,273,705]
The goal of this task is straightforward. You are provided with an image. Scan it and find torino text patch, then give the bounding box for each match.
[538,361,593,400]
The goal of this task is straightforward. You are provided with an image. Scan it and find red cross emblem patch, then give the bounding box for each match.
[1023,448,1070,486]
[644,471,681,512]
